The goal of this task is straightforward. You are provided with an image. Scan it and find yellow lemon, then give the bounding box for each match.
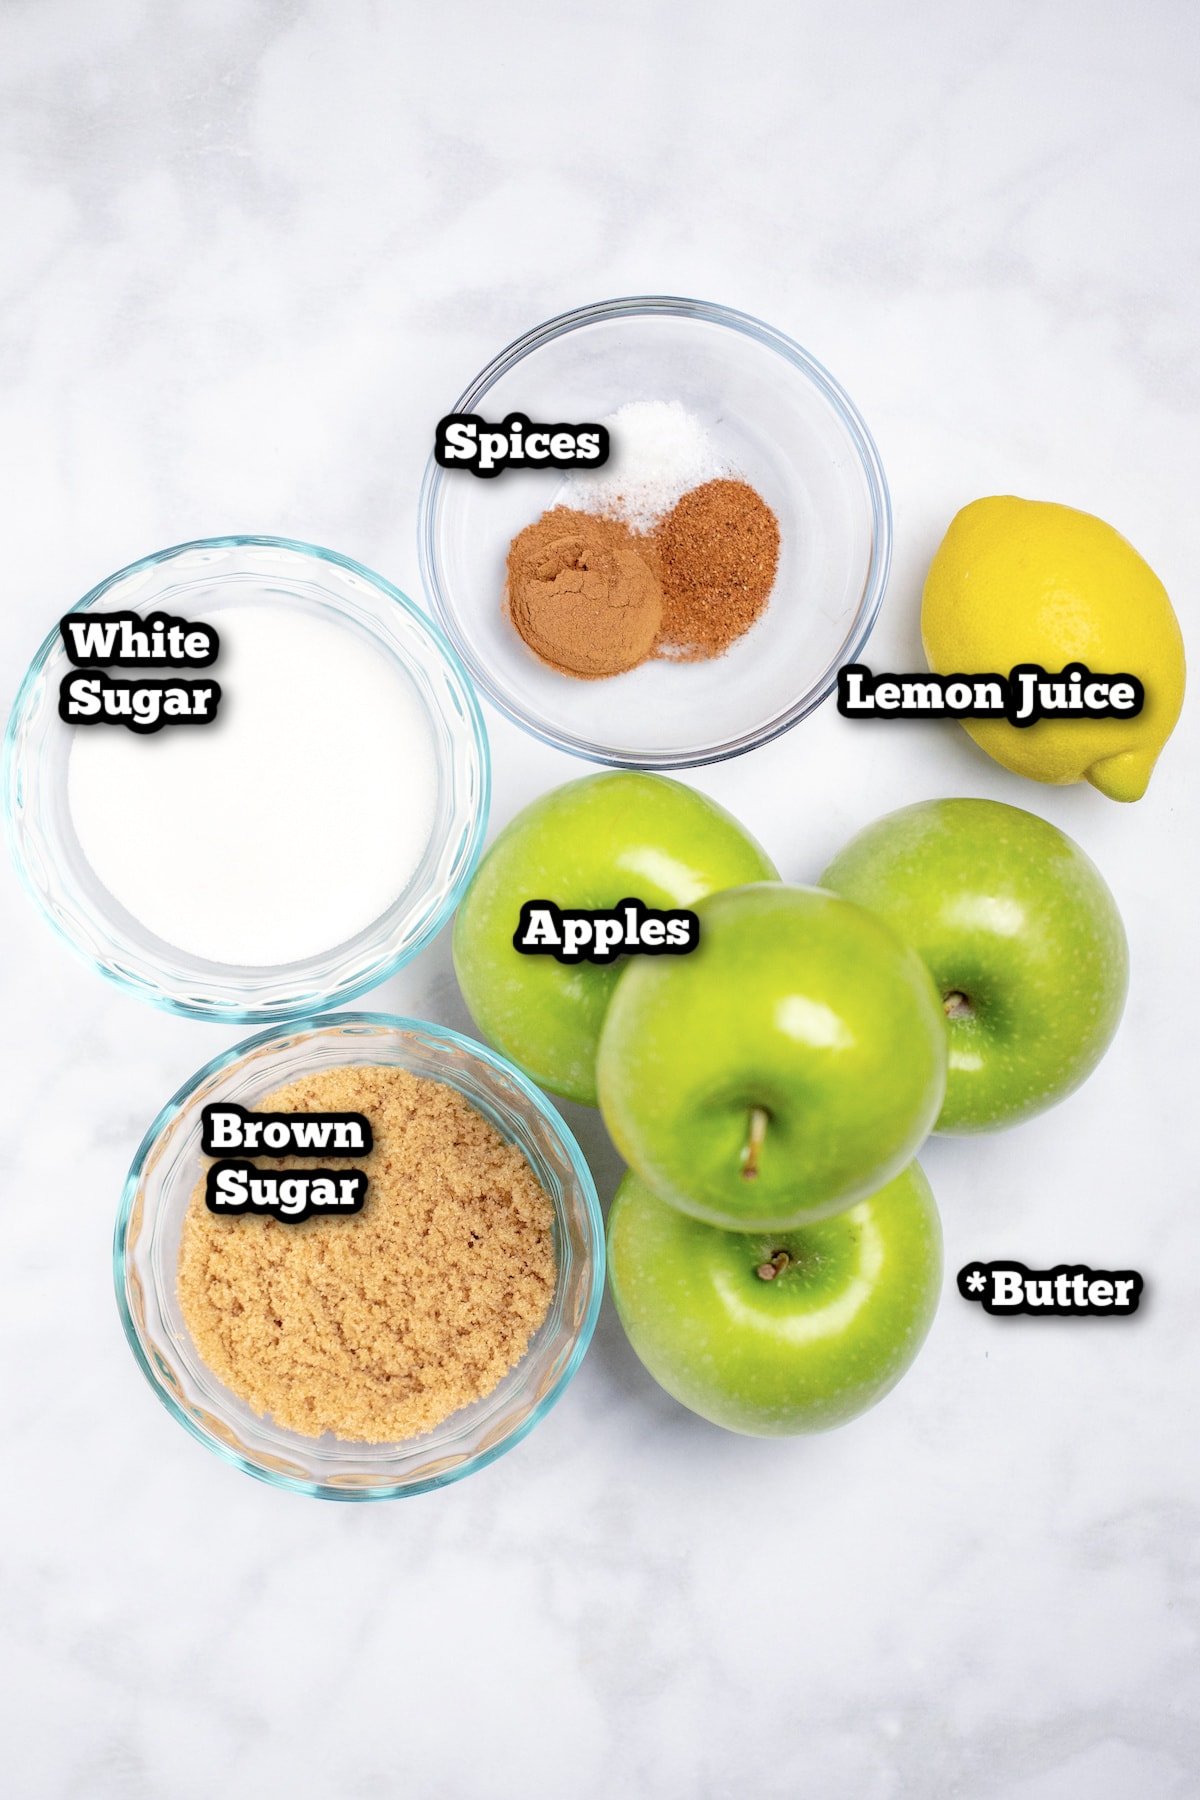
[921,497,1185,801]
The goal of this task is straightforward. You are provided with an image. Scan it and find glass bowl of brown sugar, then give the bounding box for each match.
[418,296,891,768]
[114,1013,604,1500]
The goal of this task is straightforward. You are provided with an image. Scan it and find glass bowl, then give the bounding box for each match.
[114,1013,604,1500]
[418,296,891,768]
[4,537,489,1021]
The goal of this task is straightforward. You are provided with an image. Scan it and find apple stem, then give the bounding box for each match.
[756,1250,791,1281]
[943,990,973,1020]
[741,1107,769,1181]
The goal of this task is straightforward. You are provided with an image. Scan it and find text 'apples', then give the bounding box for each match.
[452,773,777,1105]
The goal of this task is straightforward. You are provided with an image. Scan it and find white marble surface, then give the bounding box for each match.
[2,3,1198,1795]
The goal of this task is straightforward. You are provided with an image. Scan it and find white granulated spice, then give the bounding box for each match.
[68,605,437,966]
[560,400,727,531]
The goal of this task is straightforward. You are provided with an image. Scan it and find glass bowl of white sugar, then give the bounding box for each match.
[418,295,891,768]
[4,537,489,1020]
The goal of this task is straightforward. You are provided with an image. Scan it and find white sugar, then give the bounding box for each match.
[560,400,727,531]
[68,604,437,967]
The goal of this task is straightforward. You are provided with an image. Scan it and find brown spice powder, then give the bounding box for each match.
[504,481,779,678]
[653,479,780,661]
[176,1065,556,1443]
[504,507,662,679]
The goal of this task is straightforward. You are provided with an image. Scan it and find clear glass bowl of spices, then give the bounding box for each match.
[115,1013,604,1500]
[418,296,891,768]
[4,537,490,1020]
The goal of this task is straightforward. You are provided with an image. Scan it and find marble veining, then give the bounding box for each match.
[1,2,1197,1795]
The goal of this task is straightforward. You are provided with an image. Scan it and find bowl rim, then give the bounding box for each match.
[113,1010,606,1501]
[417,293,892,769]
[3,534,491,1021]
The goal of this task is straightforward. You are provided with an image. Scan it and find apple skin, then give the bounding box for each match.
[452,773,778,1105]
[607,1163,942,1435]
[597,883,947,1230]
[820,798,1128,1133]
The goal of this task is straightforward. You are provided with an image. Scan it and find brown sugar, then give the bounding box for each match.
[505,506,662,678]
[176,1065,556,1443]
[653,479,780,661]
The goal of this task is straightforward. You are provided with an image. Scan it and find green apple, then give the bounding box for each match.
[597,883,946,1229]
[608,1163,942,1435]
[820,798,1128,1132]
[452,773,777,1105]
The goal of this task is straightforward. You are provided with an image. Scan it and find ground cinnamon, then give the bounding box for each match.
[653,479,780,661]
[505,507,662,679]
[504,479,779,676]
